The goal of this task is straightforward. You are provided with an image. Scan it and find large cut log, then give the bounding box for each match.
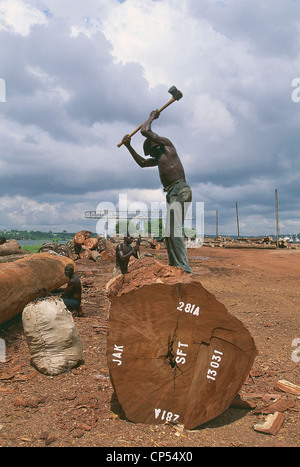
[107,257,258,430]
[0,239,23,256]
[0,253,75,325]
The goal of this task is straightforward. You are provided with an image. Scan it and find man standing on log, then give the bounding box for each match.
[61,263,82,316]
[122,110,192,273]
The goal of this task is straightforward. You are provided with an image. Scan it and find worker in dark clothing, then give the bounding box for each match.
[115,236,140,274]
[61,263,82,315]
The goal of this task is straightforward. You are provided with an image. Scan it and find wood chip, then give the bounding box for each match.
[275,379,300,396]
[253,399,295,414]
[253,412,285,435]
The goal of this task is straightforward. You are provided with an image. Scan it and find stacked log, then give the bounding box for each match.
[0,239,23,257]
[73,232,115,262]
[106,257,258,429]
[37,231,115,262]
[84,237,98,250]
[38,242,76,259]
[0,253,75,325]
[202,236,291,249]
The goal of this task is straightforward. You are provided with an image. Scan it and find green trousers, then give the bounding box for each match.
[163,180,192,273]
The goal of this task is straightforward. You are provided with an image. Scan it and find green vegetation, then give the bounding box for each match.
[20,244,42,253]
[116,219,196,239]
[0,229,76,242]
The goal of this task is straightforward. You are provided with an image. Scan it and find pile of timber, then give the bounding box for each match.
[202,236,293,249]
[110,235,165,250]
[73,231,115,262]
[38,231,116,262]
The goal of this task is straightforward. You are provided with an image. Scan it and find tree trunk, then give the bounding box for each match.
[0,239,22,256]
[107,257,258,429]
[0,253,75,325]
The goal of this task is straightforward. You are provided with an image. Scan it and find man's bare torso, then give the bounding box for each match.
[156,145,186,189]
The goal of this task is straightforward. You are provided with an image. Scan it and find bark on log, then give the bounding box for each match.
[0,253,75,325]
[107,257,258,429]
[90,250,102,262]
[79,248,92,260]
[101,250,115,261]
[0,239,22,256]
[97,238,107,252]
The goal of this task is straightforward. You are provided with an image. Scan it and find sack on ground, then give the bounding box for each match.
[22,297,83,376]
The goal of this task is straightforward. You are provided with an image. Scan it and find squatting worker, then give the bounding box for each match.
[115,236,140,274]
[61,263,82,314]
[122,110,192,273]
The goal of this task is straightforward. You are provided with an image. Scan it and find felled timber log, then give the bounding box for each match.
[0,239,23,256]
[97,237,107,252]
[0,253,75,325]
[79,248,92,260]
[74,232,86,246]
[107,257,258,429]
[224,243,276,249]
[84,237,98,250]
[74,230,91,246]
[100,250,114,261]
[90,250,103,262]
[38,241,57,253]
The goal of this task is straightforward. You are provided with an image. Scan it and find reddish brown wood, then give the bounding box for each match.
[107,257,258,429]
[101,250,115,261]
[253,412,285,435]
[0,239,22,256]
[79,248,92,259]
[84,237,98,250]
[74,232,85,245]
[0,253,75,325]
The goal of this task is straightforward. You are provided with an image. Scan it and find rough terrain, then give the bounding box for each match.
[0,245,299,447]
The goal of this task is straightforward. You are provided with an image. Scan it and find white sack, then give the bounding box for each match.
[22,298,83,376]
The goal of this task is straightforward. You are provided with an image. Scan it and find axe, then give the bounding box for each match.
[117,85,183,147]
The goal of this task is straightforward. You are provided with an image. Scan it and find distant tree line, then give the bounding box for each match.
[0,230,76,241]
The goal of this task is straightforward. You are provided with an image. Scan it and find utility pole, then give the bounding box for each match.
[216,210,218,238]
[236,202,240,239]
[275,189,279,248]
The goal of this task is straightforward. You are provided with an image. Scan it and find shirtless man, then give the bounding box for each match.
[61,263,82,315]
[122,110,192,273]
[115,236,139,274]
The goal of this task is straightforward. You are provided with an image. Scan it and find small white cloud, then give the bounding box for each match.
[0,0,47,35]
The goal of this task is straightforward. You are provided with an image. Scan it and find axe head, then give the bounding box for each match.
[168,86,183,101]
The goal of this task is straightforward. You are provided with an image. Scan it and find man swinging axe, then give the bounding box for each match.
[120,86,192,273]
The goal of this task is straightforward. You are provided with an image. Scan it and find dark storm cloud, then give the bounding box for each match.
[0,19,159,139]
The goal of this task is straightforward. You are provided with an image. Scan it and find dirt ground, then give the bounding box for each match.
[0,245,299,448]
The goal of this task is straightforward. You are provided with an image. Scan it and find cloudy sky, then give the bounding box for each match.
[0,0,299,237]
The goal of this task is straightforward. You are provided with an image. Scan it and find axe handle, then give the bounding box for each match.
[117,97,176,147]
